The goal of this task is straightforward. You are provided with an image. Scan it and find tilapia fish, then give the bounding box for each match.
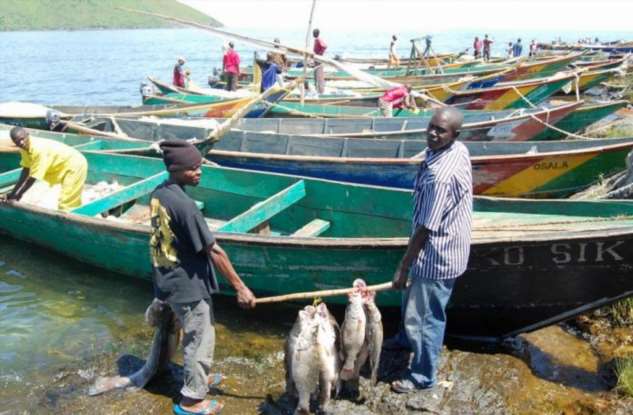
[315,303,340,412]
[88,299,179,396]
[340,279,367,381]
[284,305,316,398]
[288,305,320,415]
[363,291,383,385]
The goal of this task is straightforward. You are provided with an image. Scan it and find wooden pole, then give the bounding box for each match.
[302,0,317,105]
[197,78,300,154]
[255,281,393,304]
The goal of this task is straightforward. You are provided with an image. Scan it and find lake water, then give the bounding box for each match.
[2,27,633,106]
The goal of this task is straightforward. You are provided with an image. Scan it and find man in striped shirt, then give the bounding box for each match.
[391,107,473,394]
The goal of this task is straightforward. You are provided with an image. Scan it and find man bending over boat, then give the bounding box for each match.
[150,140,256,415]
[390,107,473,394]
[378,85,418,117]
[1,126,87,211]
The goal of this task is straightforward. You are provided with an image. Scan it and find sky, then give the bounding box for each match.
[180,0,633,32]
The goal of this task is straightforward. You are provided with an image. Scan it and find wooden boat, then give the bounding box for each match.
[446,72,578,110]
[7,114,633,198]
[145,75,475,107]
[60,101,583,143]
[562,67,621,94]
[266,74,574,116]
[335,52,457,66]
[531,100,628,141]
[538,41,633,54]
[0,88,290,131]
[285,61,509,81]
[0,150,632,339]
[497,53,582,82]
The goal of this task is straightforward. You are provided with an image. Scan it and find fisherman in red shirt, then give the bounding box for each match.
[312,28,327,94]
[378,85,417,117]
[173,57,186,88]
[222,42,240,91]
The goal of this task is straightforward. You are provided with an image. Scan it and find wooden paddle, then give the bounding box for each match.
[255,281,394,304]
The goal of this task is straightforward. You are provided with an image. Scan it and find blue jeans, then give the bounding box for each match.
[404,277,456,388]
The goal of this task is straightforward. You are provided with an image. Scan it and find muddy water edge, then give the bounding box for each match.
[1,235,632,414]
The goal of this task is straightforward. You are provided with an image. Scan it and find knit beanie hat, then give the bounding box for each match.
[160,140,203,172]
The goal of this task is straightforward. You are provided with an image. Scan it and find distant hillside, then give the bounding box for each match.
[0,0,222,31]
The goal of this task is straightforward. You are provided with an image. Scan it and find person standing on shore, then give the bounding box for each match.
[388,35,400,68]
[150,140,256,415]
[173,57,187,88]
[312,28,327,94]
[390,107,473,394]
[222,42,240,91]
[482,34,493,61]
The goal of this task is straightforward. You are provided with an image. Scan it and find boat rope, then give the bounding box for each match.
[511,85,538,108]
[526,113,604,140]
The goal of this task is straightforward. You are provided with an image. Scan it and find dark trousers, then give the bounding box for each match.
[225,73,238,91]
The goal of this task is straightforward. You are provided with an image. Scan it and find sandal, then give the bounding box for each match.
[392,376,437,394]
[173,400,224,415]
[208,373,224,390]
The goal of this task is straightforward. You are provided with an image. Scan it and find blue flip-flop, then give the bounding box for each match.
[173,400,223,415]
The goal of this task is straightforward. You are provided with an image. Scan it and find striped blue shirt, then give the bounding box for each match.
[411,141,473,280]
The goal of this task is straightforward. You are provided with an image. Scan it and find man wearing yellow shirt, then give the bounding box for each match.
[2,127,87,211]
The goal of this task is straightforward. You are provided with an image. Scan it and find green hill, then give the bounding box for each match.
[0,0,222,31]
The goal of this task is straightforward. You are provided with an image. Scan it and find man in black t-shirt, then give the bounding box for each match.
[150,140,256,415]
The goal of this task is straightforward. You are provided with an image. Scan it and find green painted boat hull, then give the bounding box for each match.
[1,151,633,338]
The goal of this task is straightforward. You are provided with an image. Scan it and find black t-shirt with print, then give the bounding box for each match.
[149,180,219,303]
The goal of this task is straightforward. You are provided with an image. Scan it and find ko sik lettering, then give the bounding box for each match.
[479,241,625,266]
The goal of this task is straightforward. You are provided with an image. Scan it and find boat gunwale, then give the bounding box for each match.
[207,135,633,164]
[2,180,633,247]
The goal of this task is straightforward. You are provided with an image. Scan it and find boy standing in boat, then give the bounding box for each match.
[173,57,187,88]
[483,34,493,61]
[2,126,87,211]
[388,35,400,68]
[312,28,327,94]
[150,140,256,415]
[222,42,240,91]
[391,107,473,394]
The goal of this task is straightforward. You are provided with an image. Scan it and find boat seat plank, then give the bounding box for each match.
[291,218,330,237]
[73,171,168,216]
[0,168,21,188]
[219,180,306,233]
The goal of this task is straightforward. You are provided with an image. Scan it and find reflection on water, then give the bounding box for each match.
[0,236,153,389]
